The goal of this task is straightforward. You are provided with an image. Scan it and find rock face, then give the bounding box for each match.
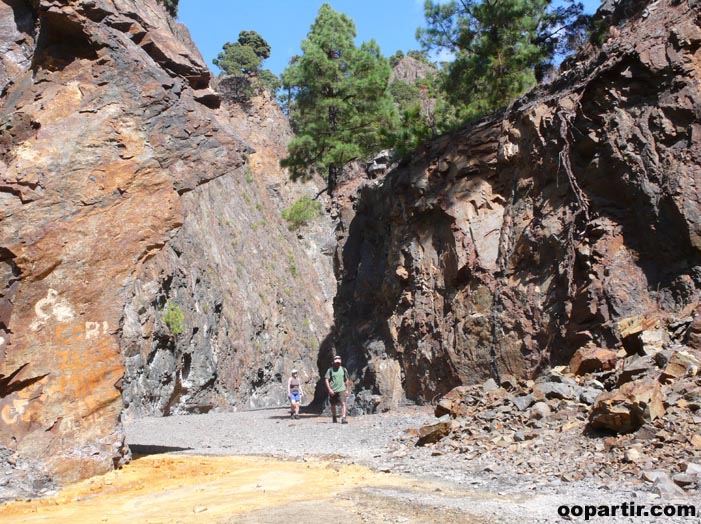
[331,0,701,409]
[120,81,336,417]
[0,0,247,494]
[389,55,435,84]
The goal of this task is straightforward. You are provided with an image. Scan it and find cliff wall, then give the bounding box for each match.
[120,82,336,418]
[330,0,701,410]
[0,2,338,500]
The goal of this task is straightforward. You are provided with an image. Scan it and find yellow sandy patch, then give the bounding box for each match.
[1,455,417,524]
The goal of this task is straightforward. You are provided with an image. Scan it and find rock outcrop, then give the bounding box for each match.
[120,80,336,418]
[330,0,701,410]
[0,0,248,496]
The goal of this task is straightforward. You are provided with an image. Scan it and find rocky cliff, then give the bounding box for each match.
[119,79,335,418]
[331,0,701,411]
[1,0,338,498]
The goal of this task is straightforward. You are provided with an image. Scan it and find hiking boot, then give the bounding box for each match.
[294,414,299,419]
[341,417,348,424]
[332,415,338,423]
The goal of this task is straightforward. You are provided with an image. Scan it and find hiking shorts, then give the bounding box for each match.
[329,390,346,405]
[289,391,301,402]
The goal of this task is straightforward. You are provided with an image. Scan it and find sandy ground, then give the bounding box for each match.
[3,406,699,523]
[4,455,476,524]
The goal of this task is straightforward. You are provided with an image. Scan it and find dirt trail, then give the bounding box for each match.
[2,454,482,524]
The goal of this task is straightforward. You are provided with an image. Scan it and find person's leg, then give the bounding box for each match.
[330,394,338,422]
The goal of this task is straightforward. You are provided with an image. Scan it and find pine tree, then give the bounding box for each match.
[214,30,271,77]
[213,30,280,96]
[417,0,590,116]
[158,0,178,18]
[280,4,398,188]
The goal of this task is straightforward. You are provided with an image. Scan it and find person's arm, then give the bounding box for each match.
[325,371,334,396]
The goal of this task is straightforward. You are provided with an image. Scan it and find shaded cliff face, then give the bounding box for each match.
[0,0,246,490]
[331,0,701,409]
[119,80,336,417]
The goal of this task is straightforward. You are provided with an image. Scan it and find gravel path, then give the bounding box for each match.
[125,407,700,523]
[125,406,434,461]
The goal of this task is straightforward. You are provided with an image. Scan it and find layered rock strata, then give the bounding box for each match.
[331,0,701,411]
[120,81,336,417]
[0,0,246,493]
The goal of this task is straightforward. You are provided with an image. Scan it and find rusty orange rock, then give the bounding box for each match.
[0,0,245,490]
[569,347,618,375]
[589,379,666,434]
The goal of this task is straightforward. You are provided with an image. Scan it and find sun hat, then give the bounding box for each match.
[291,369,298,374]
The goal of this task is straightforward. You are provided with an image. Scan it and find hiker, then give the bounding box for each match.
[287,369,303,419]
[325,355,350,424]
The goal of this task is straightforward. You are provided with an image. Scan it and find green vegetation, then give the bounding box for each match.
[280,4,398,189]
[417,0,590,117]
[214,30,280,96]
[158,0,178,17]
[163,302,185,336]
[281,196,322,230]
[275,1,592,180]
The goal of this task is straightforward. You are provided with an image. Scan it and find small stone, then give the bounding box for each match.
[672,473,698,488]
[642,470,667,483]
[560,472,576,482]
[529,402,551,420]
[193,506,208,514]
[652,474,686,496]
[482,378,499,393]
[623,448,641,463]
[510,394,534,411]
[500,374,519,390]
[685,462,701,475]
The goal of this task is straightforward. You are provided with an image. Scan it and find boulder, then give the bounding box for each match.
[589,380,665,434]
[659,350,700,383]
[569,347,618,375]
[686,315,701,349]
[616,355,657,386]
[416,421,452,446]
[434,386,470,418]
[533,381,578,401]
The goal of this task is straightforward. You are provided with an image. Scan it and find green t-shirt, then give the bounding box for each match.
[325,366,348,393]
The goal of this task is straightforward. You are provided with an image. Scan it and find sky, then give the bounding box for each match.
[179,0,603,77]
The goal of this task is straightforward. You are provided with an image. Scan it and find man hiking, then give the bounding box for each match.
[325,355,349,424]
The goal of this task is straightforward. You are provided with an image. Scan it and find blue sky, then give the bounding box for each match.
[179,1,602,77]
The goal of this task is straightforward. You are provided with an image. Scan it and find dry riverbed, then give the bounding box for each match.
[2,407,698,523]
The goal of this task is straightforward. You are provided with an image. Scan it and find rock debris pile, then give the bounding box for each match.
[414,312,701,496]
